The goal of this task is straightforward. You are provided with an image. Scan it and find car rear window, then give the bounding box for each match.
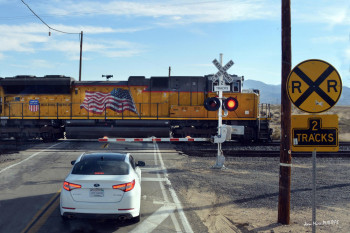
[72,160,129,175]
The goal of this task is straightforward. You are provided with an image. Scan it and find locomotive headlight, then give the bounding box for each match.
[224,97,238,111]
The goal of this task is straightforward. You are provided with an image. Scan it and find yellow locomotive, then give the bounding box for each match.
[0,75,271,142]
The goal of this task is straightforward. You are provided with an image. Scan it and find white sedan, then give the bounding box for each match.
[60,152,145,222]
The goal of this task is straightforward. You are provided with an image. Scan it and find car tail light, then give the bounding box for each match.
[63,181,82,191]
[112,180,135,192]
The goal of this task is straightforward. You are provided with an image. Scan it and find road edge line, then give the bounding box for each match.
[0,142,65,174]
[155,142,194,233]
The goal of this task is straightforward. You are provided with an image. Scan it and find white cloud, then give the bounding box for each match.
[42,0,279,24]
[293,1,350,26]
[49,24,116,34]
[0,33,47,53]
[311,36,348,44]
[87,40,144,58]
[0,23,114,53]
[0,23,116,35]
[0,24,48,52]
[102,49,143,58]
[317,7,350,27]
[345,48,350,61]
[0,23,144,59]
[114,27,152,33]
[30,59,55,68]
[41,38,144,60]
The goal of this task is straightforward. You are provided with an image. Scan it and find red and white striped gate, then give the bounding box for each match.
[98,137,210,142]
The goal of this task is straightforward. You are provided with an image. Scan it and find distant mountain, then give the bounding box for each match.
[243,79,349,106]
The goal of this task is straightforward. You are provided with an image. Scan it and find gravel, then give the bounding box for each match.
[165,152,350,233]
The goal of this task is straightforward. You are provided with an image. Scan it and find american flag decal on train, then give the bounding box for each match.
[80,88,138,114]
[29,100,39,112]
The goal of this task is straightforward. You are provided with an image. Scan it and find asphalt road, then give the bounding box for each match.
[0,140,202,233]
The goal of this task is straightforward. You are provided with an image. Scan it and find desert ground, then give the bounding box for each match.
[269,105,350,142]
[168,105,350,233]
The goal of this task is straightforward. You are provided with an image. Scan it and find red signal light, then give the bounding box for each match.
[204,97,220,111]
[227,99,235,108]
[224,97,238,111]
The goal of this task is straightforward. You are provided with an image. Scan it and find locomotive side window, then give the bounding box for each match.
[151,77,169,89]
[232,81,241,93]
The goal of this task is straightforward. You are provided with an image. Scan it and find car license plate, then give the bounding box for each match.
[90,188,104,197]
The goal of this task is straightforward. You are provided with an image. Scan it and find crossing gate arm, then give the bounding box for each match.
[98,137,211,142]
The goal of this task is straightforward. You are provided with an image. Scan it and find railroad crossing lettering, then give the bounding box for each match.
[287,59,342,113]
[210,59,234,83]
[294,119,336,145]
[292,115,338,152]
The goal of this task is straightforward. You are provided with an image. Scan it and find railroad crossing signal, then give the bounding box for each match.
[287,59,342,113]
[204,97,238,112]
[292,115,338,152]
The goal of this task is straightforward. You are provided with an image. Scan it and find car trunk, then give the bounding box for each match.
[67,174,131,203]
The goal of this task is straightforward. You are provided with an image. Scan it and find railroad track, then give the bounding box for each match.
[179,149,350,157]
[1,139,350,157]
[176,141,350,157]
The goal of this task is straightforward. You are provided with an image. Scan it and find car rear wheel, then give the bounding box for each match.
[61,215,69,222]
[130,214,140,223]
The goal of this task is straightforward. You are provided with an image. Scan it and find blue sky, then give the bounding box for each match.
[0,0,349,87]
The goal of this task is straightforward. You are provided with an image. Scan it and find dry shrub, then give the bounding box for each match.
[268,105,350,141]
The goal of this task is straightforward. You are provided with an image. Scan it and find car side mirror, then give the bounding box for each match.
[136,161,145,167]
[71,160,76,165]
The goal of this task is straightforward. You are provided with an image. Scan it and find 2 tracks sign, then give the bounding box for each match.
[292,115,338,152]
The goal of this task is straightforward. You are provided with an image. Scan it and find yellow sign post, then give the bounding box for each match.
[291,115,338,152]
[287,59,342,113]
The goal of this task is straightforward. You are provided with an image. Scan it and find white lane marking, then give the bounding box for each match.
[154,142,182,233]
[0,142,65,174]
[155,142,194,233]
[130,205,176,233]
[131,146,180,232]
[141,167,163,171]
[153,200,176,205]
[142,177,167,182]
[141,167,161,170]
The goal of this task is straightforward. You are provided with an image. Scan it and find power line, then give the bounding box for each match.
[20,0,83,81]
[20,0,80,35]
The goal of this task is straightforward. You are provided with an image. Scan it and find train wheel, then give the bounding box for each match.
[40,126,57,143]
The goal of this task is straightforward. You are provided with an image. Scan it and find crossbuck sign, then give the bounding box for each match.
[211,59,235,83]
[287,59,342,113]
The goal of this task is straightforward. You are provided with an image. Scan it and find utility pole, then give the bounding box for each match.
[278,0,292,225]
[79,31,83,81]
